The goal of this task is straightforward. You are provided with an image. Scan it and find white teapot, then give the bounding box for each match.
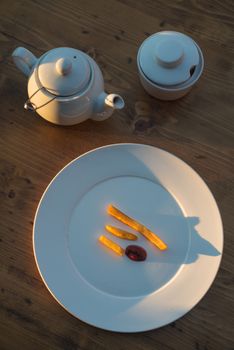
[12,47,124,125]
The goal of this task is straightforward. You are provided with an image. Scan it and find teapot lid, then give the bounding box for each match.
[37,47,91,96]
[138,31,200,86]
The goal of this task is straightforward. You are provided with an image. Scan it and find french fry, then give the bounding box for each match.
[107,205,167,250]
[105,225,138,241]
[98,235,125,256]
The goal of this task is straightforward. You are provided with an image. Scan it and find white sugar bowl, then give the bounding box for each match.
[137,31,204,100]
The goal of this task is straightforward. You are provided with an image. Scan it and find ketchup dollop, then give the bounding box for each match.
[125,245,147,261]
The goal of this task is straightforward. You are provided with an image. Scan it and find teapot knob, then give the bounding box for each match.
[155,39,184,68]
[56,57,72,76]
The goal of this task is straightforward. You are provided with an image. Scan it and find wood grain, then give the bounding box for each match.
[0,0,234,349]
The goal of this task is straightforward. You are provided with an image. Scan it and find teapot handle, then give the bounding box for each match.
[12,47,37,77]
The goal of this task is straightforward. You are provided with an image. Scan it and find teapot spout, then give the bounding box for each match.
[105,94,125,110]
[92,92,124,121]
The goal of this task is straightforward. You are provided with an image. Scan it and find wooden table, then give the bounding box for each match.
[0,1,233,349]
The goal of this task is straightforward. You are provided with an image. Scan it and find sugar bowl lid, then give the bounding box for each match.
[138,31,200,86]
[37,47,91,96]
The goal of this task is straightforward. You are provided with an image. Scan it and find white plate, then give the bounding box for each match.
[33,144,223,332]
